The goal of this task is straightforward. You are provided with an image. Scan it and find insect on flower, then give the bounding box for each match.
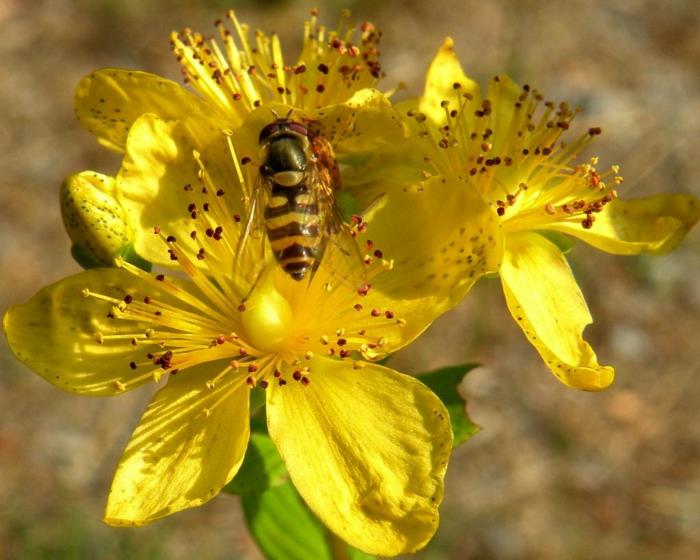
[237,113,365,288]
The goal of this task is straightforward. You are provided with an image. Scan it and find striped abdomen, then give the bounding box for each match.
[264,182,322,281]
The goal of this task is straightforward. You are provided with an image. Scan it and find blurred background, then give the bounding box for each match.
[1,0,699,558]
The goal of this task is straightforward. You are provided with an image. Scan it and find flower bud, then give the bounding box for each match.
[60,171,133,268]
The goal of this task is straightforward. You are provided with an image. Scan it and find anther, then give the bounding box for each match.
[357,283,371,296]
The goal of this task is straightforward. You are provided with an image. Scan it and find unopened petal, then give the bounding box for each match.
[266,357,452,556]
[500,232,614,391]
[104,369,249,525]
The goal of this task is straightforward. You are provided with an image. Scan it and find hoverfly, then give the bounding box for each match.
[236,115,365,289]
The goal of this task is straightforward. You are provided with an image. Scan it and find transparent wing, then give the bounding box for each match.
[234,175,268,287]
[308,167,368,291]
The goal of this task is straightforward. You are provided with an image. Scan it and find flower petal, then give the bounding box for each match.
[547,194,700,255]
[104,368,249,525]
[419,37,479,126]
[3,269,179,395]
[324,175,504,355]
[117,113,244,266]
[316,88,407,154]
[74,69,219,152]
[266,357,452,556]
[500,232,614,391]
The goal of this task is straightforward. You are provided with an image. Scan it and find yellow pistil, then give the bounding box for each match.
[240,269,294,354]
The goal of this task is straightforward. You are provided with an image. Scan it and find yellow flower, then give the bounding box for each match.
[72,10,407,266]
[3,107,501,555]
[403,38,699,391]
[74,9,394,153]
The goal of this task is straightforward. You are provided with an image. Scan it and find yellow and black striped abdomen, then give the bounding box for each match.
[264,183,322,281]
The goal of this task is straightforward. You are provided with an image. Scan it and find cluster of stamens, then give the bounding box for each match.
[409,75,624,232]
[170,9,383,124]
[81,132,403,407]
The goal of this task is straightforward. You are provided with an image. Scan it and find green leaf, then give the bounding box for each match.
[243,480,376,560]
[242,481,332,560]
[224,433,287,495]
[419,364,481,446]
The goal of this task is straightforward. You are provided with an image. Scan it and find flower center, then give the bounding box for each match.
[241,274,294,353]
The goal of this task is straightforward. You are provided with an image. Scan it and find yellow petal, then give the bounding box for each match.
[3,269,177,395]
[266,358,452,556]
[117,113,243,266]
[104,368,249,525]
[419,37,479,126]
[547,194,700,255]
[74,69,219,152]
[329,175,504,355]
[369,175,503,298]
[317,88,408,153]
[500,232,614,391]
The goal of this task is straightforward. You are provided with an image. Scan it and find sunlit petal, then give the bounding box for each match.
[105,368,249,525]
[74,69,217,152]
[266,357,452,555]
[547,194,700,255]
[500,232,614,390]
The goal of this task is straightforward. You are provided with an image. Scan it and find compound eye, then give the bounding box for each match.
[287,121,308,137]
[258,122,281,144]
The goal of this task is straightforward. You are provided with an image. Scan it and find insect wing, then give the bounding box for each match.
[234,175,268,284]
[308,167,367,291]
